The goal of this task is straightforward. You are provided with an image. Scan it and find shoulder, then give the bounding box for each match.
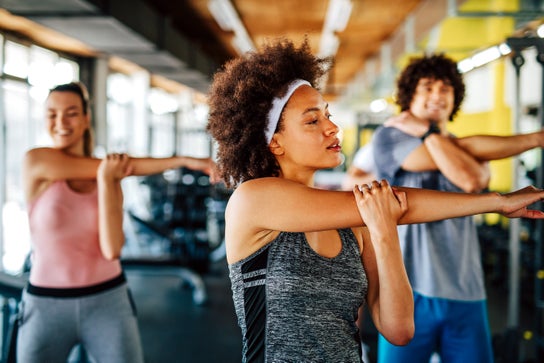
[230,177,306,200]
[225,178,285,264]
[373,125,409,142]
[24,147,54,161]
[227,178,291,214]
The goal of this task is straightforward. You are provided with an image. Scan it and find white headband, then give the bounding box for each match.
[265,79,311,144]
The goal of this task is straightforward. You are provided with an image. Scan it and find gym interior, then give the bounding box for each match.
[0,1,543,362]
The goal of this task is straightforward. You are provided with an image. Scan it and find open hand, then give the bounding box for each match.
[97,153,133,182]
[500,185,544,219]
[353,179,408,231]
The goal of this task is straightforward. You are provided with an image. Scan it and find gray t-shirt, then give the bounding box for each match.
[229,229,367,362]
[372,126,485,301]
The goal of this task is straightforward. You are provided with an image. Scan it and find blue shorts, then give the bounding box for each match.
[378,292,494,363]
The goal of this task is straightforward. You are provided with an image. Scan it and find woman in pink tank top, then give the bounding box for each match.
[17,82,219,363]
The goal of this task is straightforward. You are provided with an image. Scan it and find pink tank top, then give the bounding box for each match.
[28,180,122,288]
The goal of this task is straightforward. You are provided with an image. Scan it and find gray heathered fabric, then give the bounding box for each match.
[17,283,144,363]
[372,126,486,301]
[230,228,368,363]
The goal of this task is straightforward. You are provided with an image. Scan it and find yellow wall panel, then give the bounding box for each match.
[438,17,515,49]
[459,0,520,13]
[449,60,514,192]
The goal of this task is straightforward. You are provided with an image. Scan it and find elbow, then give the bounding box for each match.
[101,241,123,260]
[460,176,488,193]
[383,320,415,346]
[102,249,121,261]
[394,322,415,346]
[457,167,490,193]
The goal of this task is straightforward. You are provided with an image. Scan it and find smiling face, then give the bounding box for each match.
[270,85,342,181]
[46,90,90,155]
[409,78,455,124]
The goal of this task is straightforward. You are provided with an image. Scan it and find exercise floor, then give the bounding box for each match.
[125,262,242,363]
[125,261,539,363]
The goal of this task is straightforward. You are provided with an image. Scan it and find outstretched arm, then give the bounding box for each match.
[354,181,414,346]
[130,155,218,181]
[23,147,218,202]
[226,178,544,262]
[454,131,544,161]
[97,153,133,260]
[398,185,544,223]
[229,179,544,235]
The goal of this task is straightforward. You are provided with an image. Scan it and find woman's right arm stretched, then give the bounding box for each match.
[23,147,217,201]
[229,178,544,236]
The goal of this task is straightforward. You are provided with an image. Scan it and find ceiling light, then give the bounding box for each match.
[471,46,501,68]
[537,24,544,38]
[208,0,237,31]
[457,43,511,74]
[319,0,352,58]
[324,0,353,32]
[232,34,254,54]
[369,98,387,113]
[498,42,511,55]
[457,58,474,74]
[207,0,255,54]
[318,32,339,58]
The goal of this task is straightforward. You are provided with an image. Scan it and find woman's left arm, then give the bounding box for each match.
[97,154,133,260]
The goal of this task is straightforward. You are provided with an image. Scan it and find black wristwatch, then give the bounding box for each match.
[421,123,441,141]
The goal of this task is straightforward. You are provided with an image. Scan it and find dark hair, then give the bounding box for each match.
[207,38,331,188]
[395,54,465,121]
[49,82,94,156]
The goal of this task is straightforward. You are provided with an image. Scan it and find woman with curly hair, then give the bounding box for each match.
[206,39,544,362]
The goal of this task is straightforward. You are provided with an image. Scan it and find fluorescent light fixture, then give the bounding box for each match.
[498,42,511,55]
[208,0,255,54]
[457,58,474,74]
[538,24,544,38]
[232,34,254,54]
[471,46,501,68]
[318,32,339,58]
[319,0,352,58]
[457,43,511,74]
[208,0,237,31]
[324,0,353,32]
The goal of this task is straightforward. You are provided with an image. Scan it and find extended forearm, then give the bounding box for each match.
[129,157,184,176]
[456,132,542,161]
[130,156,211,176]
[397,187,501,224]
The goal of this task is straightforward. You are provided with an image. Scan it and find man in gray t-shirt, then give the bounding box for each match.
[373,54,544,363]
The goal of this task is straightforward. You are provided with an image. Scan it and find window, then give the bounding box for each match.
[0,38,80,273]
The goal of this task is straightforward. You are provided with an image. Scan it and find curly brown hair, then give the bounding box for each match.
[207,38,331,188]
[395,54,465,121]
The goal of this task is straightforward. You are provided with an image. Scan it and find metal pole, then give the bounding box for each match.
[507,51,524,330]
[533,40,544,362]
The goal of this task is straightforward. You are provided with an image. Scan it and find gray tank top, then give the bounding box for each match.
[229,228,368,362]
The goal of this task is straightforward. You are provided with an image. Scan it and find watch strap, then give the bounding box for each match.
[421,123,440,141]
